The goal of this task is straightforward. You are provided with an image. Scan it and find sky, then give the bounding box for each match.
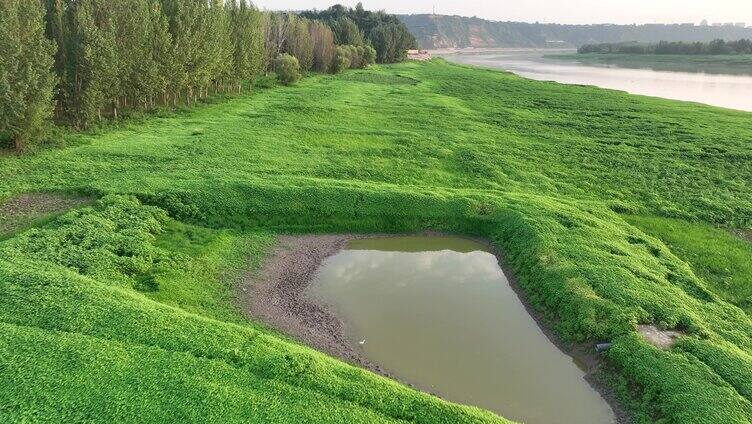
[253,0,752,25]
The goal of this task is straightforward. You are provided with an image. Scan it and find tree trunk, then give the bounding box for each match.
[13,134,25,153]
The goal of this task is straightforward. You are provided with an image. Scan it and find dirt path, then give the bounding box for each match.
[0,193,91,236]
[239,234,631,423]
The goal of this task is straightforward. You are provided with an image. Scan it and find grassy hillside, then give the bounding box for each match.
[1,59,752,423]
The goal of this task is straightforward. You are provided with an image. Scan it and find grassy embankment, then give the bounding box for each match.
[548,52,752,74]
[1,59,752,423]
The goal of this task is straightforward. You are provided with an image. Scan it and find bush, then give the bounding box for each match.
[330,44,376,73]
[362,45,377,67]
[273,54,302,86]
[331,46,351,74]
[348,46,362,69]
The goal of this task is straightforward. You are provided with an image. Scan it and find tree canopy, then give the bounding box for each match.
[301,3,417,64]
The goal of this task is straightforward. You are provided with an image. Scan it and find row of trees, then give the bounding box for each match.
[0,1,415,152]
[578,39,752,55]
[40,0,267,132]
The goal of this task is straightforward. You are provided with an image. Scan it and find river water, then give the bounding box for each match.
[438,49,752,112]
[306,236,615,424]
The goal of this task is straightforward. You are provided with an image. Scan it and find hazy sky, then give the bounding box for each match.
[253,0,752,25]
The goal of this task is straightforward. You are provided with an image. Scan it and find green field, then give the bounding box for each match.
[548,53,752,75]
[1,59,752,423]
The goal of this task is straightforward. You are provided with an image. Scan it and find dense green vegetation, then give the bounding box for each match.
[627,216,752,314]
[579,39,752,55]
[0,195,505,423]
[0,0,57,151]
[399,14,752,49]
[1,58,752,423]
[302,3,417,63]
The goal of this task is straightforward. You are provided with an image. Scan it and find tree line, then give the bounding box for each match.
[579,39,752,55]
[0,1,415,152]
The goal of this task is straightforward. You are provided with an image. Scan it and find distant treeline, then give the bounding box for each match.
[579,39,752,55]
[399,14,752,49]
[0,1,415,151]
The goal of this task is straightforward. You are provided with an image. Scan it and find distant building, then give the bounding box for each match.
[712,23,723,27]
[735,23,746,28]
[407,50,432,61]
[680,23,694,27]
[700,19,709,26]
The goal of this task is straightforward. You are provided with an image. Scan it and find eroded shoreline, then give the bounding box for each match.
[239,233,631,423]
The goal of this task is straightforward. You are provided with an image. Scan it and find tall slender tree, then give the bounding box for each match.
[64,0,119,127]
[285,18,313,71]
[0,0,57,150]
[227,0,264,93]
[309,21,335,73]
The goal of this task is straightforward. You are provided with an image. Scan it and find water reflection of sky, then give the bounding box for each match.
[307,238,616,424]
[442,49,752,112]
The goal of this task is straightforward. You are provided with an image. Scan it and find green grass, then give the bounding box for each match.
[626,216,752,313]
[148,220,274,324]
[548,53,752,75]
[1,59,752,423]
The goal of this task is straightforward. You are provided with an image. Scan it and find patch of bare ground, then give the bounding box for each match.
[637,325,685,349]
[239,233,632,424]
[731,228,752,243]
[0,193,92,236]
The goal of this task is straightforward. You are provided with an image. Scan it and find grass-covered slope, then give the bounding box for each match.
[0,196,507,423]
[1,60,752,423]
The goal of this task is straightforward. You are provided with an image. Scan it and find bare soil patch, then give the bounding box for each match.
[0,193,91,236]
[239,235,374,366]
[731,228,752,243]
[638,325,685,349]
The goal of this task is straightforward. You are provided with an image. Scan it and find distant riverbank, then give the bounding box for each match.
[547,53,752,75]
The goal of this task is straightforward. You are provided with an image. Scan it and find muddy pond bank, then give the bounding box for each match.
[239,234,630,424]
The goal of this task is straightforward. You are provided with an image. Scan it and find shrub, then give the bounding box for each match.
[331,47,351,74]
[330,44,376,73]
[362,45,377,67]
[273,54,302,86]
[348,45,362,69]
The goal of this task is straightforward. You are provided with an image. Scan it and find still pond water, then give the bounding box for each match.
[439,49,752,112]
[306,236,615,424]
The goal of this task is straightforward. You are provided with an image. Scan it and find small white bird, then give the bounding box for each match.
[359,339,366,345]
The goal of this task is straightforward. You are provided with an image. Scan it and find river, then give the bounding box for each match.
[437,49,752,112]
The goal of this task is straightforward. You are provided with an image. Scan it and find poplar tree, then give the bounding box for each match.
[44,0,67,117]
[0,0,57,150]
[148,0,176,106]
[112,0,158,111]
[286,18,314,72]
[65,0,119,127]
[227,0,264,93]
[309,21,335,73]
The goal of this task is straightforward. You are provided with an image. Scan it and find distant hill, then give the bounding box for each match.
[398,14,752,49]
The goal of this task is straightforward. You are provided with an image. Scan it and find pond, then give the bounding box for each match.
[438,49,752,112]
[306,236,615,424]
